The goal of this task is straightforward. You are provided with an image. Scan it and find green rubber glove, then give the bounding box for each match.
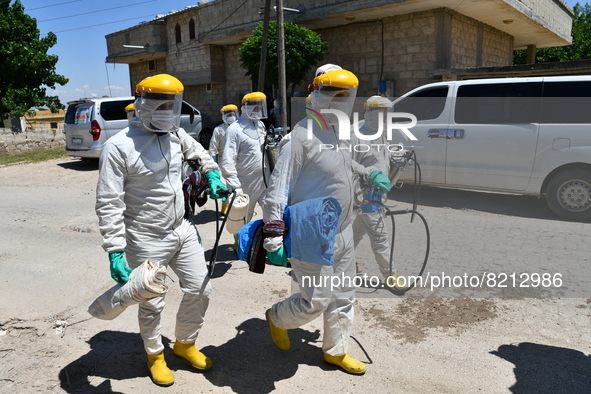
[205,169,228,202]
[369,170,391,194]
[267,246,289,267]
[109,251,132,284]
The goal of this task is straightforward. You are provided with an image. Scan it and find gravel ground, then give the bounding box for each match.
[0,157,589,393]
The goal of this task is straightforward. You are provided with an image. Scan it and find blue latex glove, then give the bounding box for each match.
[109,251,132,284]
[205,169,228,201]
[369,170,391,194]
[267,246,289,267]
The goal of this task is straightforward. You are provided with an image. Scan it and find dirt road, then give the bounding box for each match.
[0,158,589,393]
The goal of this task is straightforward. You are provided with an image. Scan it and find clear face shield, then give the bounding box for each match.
[126,110,135,122]
[243,99,267,121]
[137,92,183,132]
[364,106,391,132]
[310,86,357,125]
[222,109,238,125]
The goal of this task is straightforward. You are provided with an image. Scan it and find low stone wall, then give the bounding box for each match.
[0,127,65,157]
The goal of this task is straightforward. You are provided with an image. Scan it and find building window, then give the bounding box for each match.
[175,23,181,44]
[148,60,155,71]
[50,122,58,129]
[189,18,196,40]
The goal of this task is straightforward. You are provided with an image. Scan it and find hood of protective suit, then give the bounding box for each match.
[315,63,342,77]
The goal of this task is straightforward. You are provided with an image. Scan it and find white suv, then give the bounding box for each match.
[64,97,211,159]
[393,76,591,221]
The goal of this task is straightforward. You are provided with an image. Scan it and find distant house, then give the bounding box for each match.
[25,109,65,132]
[105,0,574,123]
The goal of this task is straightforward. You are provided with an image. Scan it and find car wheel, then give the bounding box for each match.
[198,128,213,150]
[546,168,591,221]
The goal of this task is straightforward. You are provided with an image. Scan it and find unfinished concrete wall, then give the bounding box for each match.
[0,128,65,157]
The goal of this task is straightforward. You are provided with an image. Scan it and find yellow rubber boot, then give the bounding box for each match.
[356,264,362,273]
[147,352,175,387]
[324,353,367,375]
[221,202,229,216]
[384,273,408,290]
[266,309,290,351]
[173,342,213,370]
[233,235,238,252]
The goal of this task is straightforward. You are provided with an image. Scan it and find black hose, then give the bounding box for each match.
[262,142,268,188]
[381,150,428,292]
[209,190,237,277]
[385,208,430,293]
[410,150,422,223]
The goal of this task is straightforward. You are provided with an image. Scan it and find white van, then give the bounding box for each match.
[64,97,210,159]
[393,76,591,221]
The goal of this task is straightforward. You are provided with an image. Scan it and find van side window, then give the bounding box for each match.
[181,102,195,115]
[394,87,449,121]
[456,82,542,124]
[542,81,591,123]
[100,100,134,121]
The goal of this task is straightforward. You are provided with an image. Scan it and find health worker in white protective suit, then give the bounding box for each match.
[209,104,238,163]
[124,102,136,122]
[221,92,271,224]
[261,68,391,375]
[95,74,228,387]
[351,96,407,290]
[209,104,238,215]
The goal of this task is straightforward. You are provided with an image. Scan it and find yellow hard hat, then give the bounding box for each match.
[242,92,266,104]
[220,104,238,113]
[313,69,359,90]
[124,103,135,112]
[136,74,184,96]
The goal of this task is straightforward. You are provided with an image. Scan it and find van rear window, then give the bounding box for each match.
[75,107,91,124]
[542,81,591,123]
[100,100,134,121]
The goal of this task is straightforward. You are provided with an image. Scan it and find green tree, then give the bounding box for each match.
[239,21,327,92]
[514,3,591,64]
[0,0,68,120]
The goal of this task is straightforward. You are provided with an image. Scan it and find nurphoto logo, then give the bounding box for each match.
[306,108,418,152]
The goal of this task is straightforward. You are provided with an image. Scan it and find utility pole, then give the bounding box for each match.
[257,0,272,92]
[276,0,288,127]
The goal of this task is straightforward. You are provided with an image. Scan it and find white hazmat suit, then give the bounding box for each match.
[221,104,270,223]
[261,70,376,370]
[351,96,396,278]
[96,99,218,356]
[209,105,238,163]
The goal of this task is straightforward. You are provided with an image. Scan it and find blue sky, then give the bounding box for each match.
[16,0,588,107]
[19,0,202,105]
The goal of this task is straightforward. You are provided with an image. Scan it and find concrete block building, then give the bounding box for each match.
[105,0,573,124]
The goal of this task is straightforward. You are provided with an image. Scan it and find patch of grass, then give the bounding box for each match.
[0,147,68,167]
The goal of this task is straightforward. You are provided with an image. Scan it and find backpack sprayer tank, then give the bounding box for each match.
[264,126,289,174]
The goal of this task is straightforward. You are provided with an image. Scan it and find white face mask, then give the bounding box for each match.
[248,108,262,120]
[225,115,236,124]
[151,110,174,131]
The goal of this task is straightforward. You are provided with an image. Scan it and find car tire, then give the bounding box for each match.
[198,128,213,150]
[546,168,591,221]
